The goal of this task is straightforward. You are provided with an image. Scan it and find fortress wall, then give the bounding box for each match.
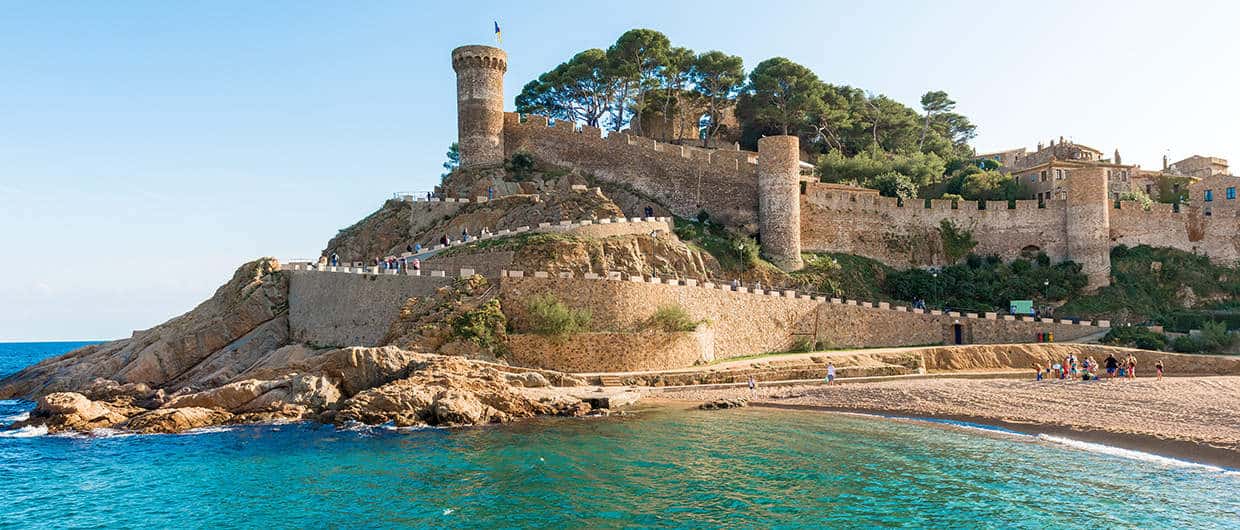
[506,331,709,372]
[287,270,454,347]
[1111,203,1240,264]
[498,276,1101,370]
[503,113,761,226]
[801,185,1070,266]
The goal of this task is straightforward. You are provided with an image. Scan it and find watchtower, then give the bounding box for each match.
[757,135,804,271]
[451,45,507,169]
[1064,167,1111,290]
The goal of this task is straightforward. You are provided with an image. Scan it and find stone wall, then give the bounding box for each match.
[503,113,761,226]
[506,331,710,372]
[286,269,454,347]
[800,183,1070,266]
[497,275,1105,369]
[801,178,1240,271]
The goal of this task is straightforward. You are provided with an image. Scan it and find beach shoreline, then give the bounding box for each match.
[654,376,1240,470]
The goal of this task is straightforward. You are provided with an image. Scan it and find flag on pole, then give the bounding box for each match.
[494,21,502,43]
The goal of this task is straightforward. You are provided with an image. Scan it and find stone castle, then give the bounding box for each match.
[453,45,1240,290]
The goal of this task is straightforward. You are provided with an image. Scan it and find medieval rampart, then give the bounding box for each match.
[502,113,761,226]
[498,273,1104,370]
[800,182,1071,266]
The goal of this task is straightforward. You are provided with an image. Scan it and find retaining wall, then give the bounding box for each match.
[286,269,455,347]
[498,274,1106,367]
[506,331,711,372]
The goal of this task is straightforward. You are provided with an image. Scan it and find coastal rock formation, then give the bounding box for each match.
[334,355,588,427]
[16,392,133,432]
[123,407,235,434]
[0,258,288,398]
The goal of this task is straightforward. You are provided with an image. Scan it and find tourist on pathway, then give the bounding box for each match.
[1155,359,1164,380]
[412,258,421,272]
[461,227,469,240]
[1105,354,1119,378]
[730,279,740,291]
[406,244,414,254]
[441,235,450,246]
[488,187,494,200]
[747,375,756,396]
[329,252,339,267]
[825,362,836,385]
[415,243,422,253]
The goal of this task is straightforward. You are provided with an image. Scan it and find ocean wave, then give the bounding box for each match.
[1,412,30,424]
[0,399,22,406]
[0,425,48,438]
[1036,434,1239,475]
[178,426,235,435]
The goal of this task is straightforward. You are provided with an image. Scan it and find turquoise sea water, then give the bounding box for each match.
[1,342,1238,529]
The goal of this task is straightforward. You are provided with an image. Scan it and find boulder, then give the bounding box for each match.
[14,392,131,432]
[123,407,234,434]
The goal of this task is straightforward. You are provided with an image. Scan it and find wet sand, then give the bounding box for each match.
[659,376,1240,468]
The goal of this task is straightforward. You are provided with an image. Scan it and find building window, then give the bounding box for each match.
[1040,170,1047,182]
[1055,169,1064,180]
[1107,169,1113,178]
[1122,170,1129,182]
[1228,187,1236,200]
[1030,174,1037,183]
[1205,189,1214,202]
[1146,184,1153,195]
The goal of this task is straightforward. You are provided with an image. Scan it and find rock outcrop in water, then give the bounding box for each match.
[0,259,595,435]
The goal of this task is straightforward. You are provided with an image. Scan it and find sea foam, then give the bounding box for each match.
[0,424,48,438]
[1037,434,1239,476]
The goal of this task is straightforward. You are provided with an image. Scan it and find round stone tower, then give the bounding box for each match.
[1064,167,1111,290]
[451,45,508,170]
[757,135,804,271]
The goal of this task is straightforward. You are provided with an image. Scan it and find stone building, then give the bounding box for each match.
[1168,155,1229,179]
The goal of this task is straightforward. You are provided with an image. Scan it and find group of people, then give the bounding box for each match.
[1034,352,1164,381]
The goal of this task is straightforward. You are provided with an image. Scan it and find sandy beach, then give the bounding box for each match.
[660,376,1240,468]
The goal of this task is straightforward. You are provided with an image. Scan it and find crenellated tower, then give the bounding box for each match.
[451,45,508,169]
[757,135,804,271]
[1064,167,1111,290]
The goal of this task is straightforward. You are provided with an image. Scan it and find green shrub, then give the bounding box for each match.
[646,304,703,332]
[507,151,536,181]
[939,219,977,263]
[789,336,815,353]
[450,299,507,351]
[524,294,591,335]
[1101,326,1167,351]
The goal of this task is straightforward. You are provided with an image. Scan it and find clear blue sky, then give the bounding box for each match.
[2,0,1237,341]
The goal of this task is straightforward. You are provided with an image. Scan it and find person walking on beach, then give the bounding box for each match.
[1155,359,1164,380]
[1104,354,1119,378]
[1034,363,1043,381]
[1126,354,1137,380]
[825,362,836,385]
[747,375,756,396]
